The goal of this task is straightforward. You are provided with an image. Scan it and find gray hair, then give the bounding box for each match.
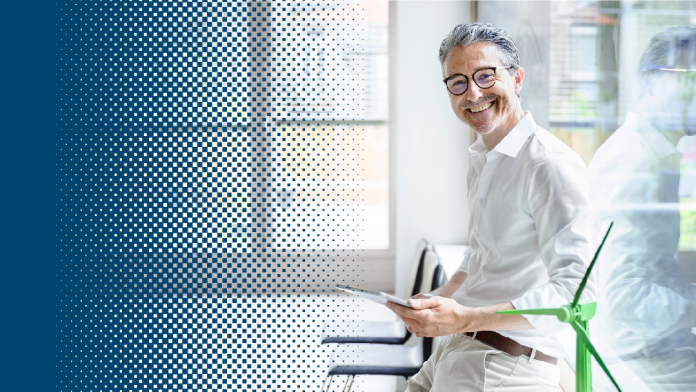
[438,22,521,73]
[640,27,696,73]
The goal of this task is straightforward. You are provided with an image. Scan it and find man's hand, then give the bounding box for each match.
[386,296,472,338]
[386,299,534,337]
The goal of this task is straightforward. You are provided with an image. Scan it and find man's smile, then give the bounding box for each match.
[469,101,494,113]
[464,98,498,123]
[463,95,499,117]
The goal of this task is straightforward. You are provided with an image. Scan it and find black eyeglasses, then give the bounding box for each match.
[443,66,512,95]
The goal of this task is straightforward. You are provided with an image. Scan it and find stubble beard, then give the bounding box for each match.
[471,118,498,135]
[463,94,510,136]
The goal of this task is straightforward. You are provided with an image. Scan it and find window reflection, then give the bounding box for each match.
[589,26,696,391]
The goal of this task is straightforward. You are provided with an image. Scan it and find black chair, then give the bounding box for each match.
[321,239,431,345]
[321,249,445,392]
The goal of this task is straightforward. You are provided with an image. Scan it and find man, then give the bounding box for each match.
[589,28,696,391]
[386,22,595,391]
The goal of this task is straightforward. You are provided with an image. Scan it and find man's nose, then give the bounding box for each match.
[464,81,485,104]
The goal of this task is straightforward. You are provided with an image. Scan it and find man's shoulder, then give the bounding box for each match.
[530,127,576,154]
[524,126,584,165]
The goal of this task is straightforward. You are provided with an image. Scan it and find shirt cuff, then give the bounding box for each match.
[455,247,471,274]
[455,261,469,274]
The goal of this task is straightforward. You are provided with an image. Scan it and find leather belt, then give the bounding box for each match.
[465,331,558,366]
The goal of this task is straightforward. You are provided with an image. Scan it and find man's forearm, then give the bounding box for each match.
[421,273,535,332]
[390,297,535,337]
[429,271,467,298]
[462,302,534,332]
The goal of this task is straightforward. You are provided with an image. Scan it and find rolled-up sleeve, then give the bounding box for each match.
[455,246,472,274]
[511,152,596,335]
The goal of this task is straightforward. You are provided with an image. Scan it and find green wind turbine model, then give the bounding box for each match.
[497,222,622,392]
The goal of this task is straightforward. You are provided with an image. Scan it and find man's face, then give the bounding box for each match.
[643,69,696,135]
[442,42,524,136]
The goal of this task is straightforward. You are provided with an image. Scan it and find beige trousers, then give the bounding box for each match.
[406,333,561,392]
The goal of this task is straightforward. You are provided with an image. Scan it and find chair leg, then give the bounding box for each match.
[344,375,355,392]
[321,374,333,392]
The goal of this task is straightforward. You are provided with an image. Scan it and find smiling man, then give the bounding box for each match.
[386,23,595,391]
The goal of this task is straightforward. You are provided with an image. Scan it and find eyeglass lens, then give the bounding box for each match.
[447,68,497,95]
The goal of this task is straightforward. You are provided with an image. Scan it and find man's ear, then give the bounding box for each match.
[513,67,525,96]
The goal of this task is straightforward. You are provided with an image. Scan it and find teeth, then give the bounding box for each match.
[470,102,493,113]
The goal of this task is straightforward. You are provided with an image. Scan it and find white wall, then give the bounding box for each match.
[395,1,472,298]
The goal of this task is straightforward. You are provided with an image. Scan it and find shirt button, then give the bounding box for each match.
[479,199,483,204]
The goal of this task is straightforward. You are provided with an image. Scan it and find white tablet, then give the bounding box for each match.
[336,284,413,308]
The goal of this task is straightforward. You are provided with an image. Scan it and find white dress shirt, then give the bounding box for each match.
[451,112,596,359]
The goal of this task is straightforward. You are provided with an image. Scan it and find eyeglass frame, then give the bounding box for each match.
[442,65,513,96]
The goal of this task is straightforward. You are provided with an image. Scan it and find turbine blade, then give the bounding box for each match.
[496,308,565,317]
[572,322,623,392]
[573,222,614,307]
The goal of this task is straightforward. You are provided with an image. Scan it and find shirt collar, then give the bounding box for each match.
[491,111,537,158]
[468,112,536,173]
[469,132,487,174]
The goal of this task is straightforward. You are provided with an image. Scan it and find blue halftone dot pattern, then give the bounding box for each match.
[57,1,389,391]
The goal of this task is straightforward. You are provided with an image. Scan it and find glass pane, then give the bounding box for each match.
[588,3,696,391]
[273,122,389,249]
[272,1,389,122]
[268,0,390,250]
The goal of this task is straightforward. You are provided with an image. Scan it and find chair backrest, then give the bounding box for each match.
[394,241,445,355]
[402,239,431,299]
[393,240,434,345]
[418,249,444,360]
[419,249,444,294]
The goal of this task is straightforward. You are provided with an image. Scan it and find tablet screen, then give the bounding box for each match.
[336,284,412,308]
